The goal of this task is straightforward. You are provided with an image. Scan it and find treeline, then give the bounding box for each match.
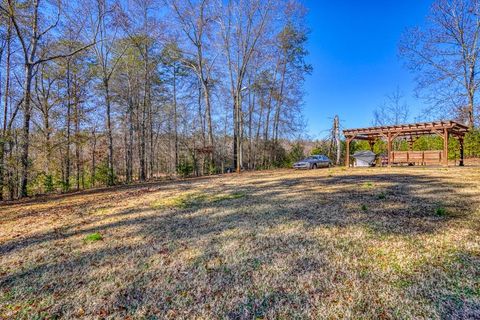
[0,0,311,199]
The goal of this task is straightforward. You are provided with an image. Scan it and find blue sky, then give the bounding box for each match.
[303,0,433,138]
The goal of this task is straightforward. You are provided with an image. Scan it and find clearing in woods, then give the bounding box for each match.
[0,167,479,319]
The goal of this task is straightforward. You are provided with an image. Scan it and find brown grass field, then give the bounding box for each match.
[1,166,479,319]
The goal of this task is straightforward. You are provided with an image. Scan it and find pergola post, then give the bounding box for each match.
[345,136,354,167]
[459,137,464,166]
[369,140,375,151]
[345,139,350,167]
[387,132,392,167]
[443,128,449,166]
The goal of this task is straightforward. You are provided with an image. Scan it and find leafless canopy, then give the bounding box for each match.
[400,0,480,128]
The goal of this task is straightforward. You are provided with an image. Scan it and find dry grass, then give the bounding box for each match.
[1,166,479,319]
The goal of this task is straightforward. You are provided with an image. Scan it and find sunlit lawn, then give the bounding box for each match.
[1,166,479,319]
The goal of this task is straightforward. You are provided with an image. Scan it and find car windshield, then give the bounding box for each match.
[305,156,317,160]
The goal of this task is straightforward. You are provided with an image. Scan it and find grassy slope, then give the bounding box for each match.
[0,167,479,319]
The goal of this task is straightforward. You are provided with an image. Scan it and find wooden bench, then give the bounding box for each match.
[391,151,443,165]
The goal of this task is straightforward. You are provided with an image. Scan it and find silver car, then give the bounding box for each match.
[293,155,332,169]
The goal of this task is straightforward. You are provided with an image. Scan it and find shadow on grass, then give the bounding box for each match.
[1,171,479,318]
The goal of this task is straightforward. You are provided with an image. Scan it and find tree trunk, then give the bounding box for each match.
[202,80,214,168]
[43,108,51,174]
[173,64,179,171]
[233,95,238,171]
[104,78,114,185]
[273,60,287,144]
[0,22,11,201]
[272,59,287,164]
[123,117,128,180]
[247,89,254,170]
[139,115,146,181]
[254,97,264,170]
[0,141,4,201]
[197,81,205,175]
[74,76,81,190]
[468,90,475,128]
[20,64,34,198]
[238,91,244,170]
[126,86,134,183]
[263,102,272,167]
[65,60,71,192]
[91,128,97,187]
[138,56,148,182]
[148,101,153,179]
[8,133,17,199]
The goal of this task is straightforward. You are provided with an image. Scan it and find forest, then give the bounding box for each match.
[0,0,311,199]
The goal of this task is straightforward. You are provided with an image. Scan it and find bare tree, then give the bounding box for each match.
[400,0,480,127]
[161,41,190,172]
[88,0,125,185]
[167,0,216,167]
[32,62,59,179]
[1,0,94,197]
[373,87,409,126]
[218,0,274,172]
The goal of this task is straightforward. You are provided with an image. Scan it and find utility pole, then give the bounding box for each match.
[334,115,341,165]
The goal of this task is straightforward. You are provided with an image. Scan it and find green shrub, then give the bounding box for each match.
[43,174,54,193]
[352,140,388,154]
[414,136,460,160]
[59,179,70,193]
[363,182,374,188]
[28,171,57,195]
[310,147,323,155]
[465,129,480,158]
[84,232,103,243]
[271,144,288,168]
[282,142,304,167]
[207,162,217,175]
[435,206,447,217]
[95,161,116,186]
[177,161,194,177]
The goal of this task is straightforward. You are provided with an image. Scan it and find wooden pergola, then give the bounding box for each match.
[343,121,469,167]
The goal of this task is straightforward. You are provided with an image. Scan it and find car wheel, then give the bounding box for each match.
[312,164,317,169]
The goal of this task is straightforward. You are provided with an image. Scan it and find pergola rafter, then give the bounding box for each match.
[343,121,469,167]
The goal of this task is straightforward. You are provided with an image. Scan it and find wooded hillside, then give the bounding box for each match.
[0,0,311,199]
